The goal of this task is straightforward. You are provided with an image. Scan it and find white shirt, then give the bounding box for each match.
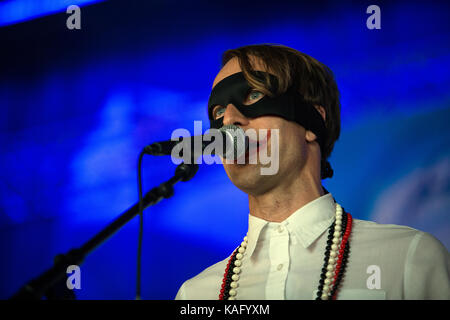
[175,193,450,300]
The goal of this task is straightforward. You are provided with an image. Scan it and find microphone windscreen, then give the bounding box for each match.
[219,125,248,160]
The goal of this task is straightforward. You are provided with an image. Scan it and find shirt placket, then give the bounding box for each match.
[265,223,290,299]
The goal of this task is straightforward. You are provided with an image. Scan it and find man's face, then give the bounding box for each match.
[211,57,312,196]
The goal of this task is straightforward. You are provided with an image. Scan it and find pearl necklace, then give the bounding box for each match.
[219,203,353,300]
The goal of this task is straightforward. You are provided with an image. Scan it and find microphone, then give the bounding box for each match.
[144,124,248,161]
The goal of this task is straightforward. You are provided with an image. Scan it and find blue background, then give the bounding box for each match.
[0,0,449,299]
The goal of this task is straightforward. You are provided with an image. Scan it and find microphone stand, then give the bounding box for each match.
[10,162,199,300]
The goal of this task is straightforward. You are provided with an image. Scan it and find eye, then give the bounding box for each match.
[212,105,226,120]
[243,90,264,105]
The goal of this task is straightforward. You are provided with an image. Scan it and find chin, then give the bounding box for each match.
[224,163,270,193]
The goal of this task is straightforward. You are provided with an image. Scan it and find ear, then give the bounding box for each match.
[305,130,317,143]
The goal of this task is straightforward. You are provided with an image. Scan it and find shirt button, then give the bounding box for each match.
[277,226,284,233]
[277,264,283,271]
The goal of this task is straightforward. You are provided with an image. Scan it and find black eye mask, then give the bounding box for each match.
[207,71,327,154]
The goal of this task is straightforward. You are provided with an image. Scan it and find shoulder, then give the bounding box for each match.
[351,218,424,244]
[347,218,449,298]
[352,219,450,268]
[175,255,231,300]
[401,228,450,299]
[350,218,448,262]
[402,228,449,269]
[352,217,419,234]
[352,218,448,250]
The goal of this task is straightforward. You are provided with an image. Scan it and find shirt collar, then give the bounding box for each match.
[245,193,336,258]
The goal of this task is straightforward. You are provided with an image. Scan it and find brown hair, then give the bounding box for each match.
[221,44,341,162]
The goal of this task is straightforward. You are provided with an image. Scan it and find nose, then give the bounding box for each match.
[222,103,250,127]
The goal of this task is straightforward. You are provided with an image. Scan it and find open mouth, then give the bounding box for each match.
[234,129,271,164]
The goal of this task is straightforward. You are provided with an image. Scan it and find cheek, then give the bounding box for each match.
[279,125,307,157]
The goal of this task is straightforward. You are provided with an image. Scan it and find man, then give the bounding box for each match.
[175,44,449,300]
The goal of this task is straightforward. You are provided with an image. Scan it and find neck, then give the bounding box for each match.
[248,169,324,222]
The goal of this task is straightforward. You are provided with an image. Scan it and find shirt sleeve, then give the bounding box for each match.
[404,231,450,299]
[174,282,187,300]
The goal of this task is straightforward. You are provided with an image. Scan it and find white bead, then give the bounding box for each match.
[241,241,247,248]
[236,253,243,260]
[335,225,342,232]
[232,267,241,274]
[243,236,248,242]
[332,237,340,244]
[321,293,329,300]
[328,258,335,265]
[324,278,331,285]
[326,271,333,278]
[327,264,334,271]
[234,260,242,267]
[333,231,340,237]
[228,296,235,300]
[230,281,238,288]
[331,244,339,251]
[231,274,240,281]
[323,285,330,293]
[330,251,337,258]
[238,247,246,254]
[229,289,237,296]
[335,220,342,226]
